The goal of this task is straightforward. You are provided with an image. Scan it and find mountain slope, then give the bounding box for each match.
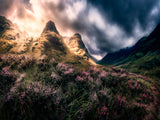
[38,21,95,67]
[98,37,147,65]
[32,20,68,58]
[99,23,160,81]
[0,17,95,67]
[0,16,12,36]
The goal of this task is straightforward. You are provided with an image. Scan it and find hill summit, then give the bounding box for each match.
[64,33,90,60]
[42,20,59,34]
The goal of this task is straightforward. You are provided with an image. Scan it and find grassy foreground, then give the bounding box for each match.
[0,54,159,120]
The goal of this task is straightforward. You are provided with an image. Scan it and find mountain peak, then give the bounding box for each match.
[42,20,59,34]
[70,33,85,49]
[64,33,90,60]
[72,33,81,38]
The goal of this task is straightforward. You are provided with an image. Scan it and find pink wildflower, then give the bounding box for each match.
[75,76,84,82]
[117,95,126,106]
[99,90,107,96]
[52,58,56,63]
[111,72,119,76]
[93,92,97,99]
[51,72,61,80]
[95,78,101,86]
[128,80,141,90]
[137,75,150,81]
[64,68,74,75]
[136,97,142,102]
[91,92,98,101]
[128,80,136,89]
[56,63,69,71]
[120,73,127,78]
[7,95,12,101]
[100,106,108,115]
[142,93,148,98]
[99,71,108,78]
[1,66,12,76]
[20,92,25,98]
[81,71,90,76]
[34,88,39,93]
[89,66,100,74]
[88,76,93,82]
[53,90,57,94]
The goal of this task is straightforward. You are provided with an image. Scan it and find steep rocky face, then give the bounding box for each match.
[42,20,59,34]
[0,16,12,33]
[36,20,68,59]
[64,33,90,60]
[0,16,15,38]
[69,33,85,49]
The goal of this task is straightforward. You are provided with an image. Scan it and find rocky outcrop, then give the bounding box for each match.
[0,16,13,36]
[42,20,59,34]
[64,33,90,60]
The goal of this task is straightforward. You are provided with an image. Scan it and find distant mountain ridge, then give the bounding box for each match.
[98,22,160,80]
[98,37,147,65]
[99,22,160,65]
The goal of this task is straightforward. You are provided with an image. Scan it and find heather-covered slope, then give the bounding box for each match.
[0,55,159,120]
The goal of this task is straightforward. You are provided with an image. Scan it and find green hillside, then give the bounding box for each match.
[99,23,160,82]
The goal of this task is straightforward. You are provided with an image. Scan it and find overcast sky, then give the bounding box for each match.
[0,0,160,60]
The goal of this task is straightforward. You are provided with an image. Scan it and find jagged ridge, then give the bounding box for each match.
[0,16,94,66]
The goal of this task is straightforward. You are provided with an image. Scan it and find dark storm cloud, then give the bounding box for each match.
[22,0,32,10]
[43,0,160,56]
[0,0,32,17]
[0,0,15,16]
[85,25,117,52]
[87,0,160,35]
